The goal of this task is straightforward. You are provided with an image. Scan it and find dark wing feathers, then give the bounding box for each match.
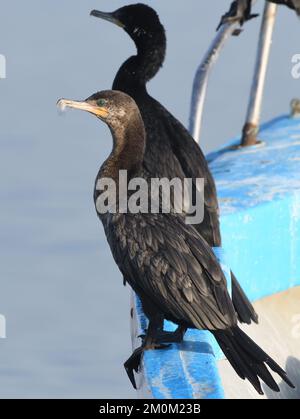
[134,95,258,325]
[105,212,236,331]
[148,99,221,247]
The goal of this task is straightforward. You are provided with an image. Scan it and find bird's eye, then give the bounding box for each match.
[97,99,107,107]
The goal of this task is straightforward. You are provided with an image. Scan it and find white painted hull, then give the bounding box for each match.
[219,287,300,399]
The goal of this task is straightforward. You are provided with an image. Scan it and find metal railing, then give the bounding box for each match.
[241,2,278,146]
[190,1,279,148]
[189,0,258,144]
[189,21,241,143]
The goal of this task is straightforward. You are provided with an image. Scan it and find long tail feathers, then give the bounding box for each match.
[213,326,295,395]
[231,271,259,325]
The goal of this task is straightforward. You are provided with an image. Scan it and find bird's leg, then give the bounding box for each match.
[153,325,187,344]
[124,318,170,389]
[140,299,187,344]
[140,324,187,344]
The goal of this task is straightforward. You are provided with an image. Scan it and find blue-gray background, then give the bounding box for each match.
[0,0,299,398]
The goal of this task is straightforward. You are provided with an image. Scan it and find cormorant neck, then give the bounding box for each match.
[113,34,166,92]
[100,113,146,183]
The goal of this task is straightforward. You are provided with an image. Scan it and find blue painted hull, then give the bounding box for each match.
[130,115,300,399]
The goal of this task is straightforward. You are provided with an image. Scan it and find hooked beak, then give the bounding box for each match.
[90,10,125,28]
[57,99,109,119]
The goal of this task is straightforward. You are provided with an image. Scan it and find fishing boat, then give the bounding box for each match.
[130,3,300,399]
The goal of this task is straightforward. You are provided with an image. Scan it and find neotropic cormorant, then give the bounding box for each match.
[219,0,300,29]
[57,90,294,395]
[217,0,259,31]
[90,4,258,326]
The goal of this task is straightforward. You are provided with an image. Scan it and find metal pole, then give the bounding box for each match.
[189,22,240,143]
[189,0,259,143]
[241,2,278,147]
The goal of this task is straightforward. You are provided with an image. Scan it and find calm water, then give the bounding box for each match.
[0,0,299,398]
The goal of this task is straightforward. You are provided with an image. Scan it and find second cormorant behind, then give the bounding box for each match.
[90,3,258,326]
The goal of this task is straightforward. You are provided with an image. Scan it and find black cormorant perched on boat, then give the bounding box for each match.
[217,0,259,31]
[218,0,300,29]
[57,90,294,395]
[90,4,258,327]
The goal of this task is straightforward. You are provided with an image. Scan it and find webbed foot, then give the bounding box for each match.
[124,342,170,389]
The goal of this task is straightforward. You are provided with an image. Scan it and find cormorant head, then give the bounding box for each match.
[58,91,146,173]
[57,90,143,129]
[90,3,166,51]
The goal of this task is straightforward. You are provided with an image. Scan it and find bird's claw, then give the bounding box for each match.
[124,342,171,389]
[124,347,144,390]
